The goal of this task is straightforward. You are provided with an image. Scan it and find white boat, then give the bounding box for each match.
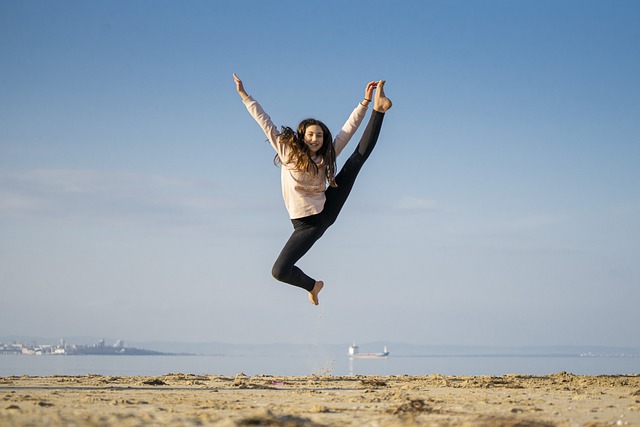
[348,343,389,359]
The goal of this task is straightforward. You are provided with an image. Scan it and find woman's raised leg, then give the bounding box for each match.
[322,80,392,223]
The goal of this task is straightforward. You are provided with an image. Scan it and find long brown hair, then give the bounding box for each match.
[275,119,338,187]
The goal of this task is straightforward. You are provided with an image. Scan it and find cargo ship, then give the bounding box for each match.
[348,343,389,359]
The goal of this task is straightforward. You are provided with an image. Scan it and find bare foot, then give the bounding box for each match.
[374,80,393,112]
[309,281,324,305]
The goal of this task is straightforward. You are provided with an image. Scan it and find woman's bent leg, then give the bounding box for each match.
[271,218,326,292]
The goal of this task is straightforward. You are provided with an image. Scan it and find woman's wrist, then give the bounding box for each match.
[360,98,371,107]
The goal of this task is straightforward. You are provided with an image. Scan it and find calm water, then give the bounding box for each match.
[1,354,638,377]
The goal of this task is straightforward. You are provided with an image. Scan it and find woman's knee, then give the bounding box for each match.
[271,262,288,282]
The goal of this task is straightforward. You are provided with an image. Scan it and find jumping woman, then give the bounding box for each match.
[233,73,392,305]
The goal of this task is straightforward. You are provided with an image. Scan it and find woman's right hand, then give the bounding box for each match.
[233,73,249,99]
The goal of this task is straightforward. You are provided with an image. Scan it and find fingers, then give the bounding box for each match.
[233,73,245,93]
[365,81,377,100]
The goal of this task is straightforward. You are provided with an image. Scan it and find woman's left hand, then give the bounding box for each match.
[363,81,378,106]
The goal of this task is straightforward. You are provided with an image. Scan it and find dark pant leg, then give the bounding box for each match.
[356,110,385,160]
[322,110,385,225]
[271,215,327,292]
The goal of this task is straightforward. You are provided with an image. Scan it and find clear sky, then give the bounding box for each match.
[1,0,639,348]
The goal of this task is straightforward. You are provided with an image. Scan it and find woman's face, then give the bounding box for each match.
[303,124,324,154]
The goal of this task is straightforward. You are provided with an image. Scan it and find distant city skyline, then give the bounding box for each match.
[0,337,167,356]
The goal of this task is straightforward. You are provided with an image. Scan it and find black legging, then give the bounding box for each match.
[271,110,385,291]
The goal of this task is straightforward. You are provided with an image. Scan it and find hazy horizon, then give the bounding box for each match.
[3,335,640,356]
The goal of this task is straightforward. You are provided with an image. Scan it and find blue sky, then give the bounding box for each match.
[1,0,639,348]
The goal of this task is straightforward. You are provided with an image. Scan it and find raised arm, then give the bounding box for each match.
[233,73,287,159]
[333,81,378,156]
[233,73,250,100]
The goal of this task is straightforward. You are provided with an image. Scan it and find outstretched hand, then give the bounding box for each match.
[364,81,378,102]
[233,73,249,99]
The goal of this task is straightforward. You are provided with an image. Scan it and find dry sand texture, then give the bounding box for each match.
[1,372,639,426]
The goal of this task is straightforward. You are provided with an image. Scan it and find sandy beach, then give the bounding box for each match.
[1,373,639,426]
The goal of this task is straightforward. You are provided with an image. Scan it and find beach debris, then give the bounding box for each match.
[360,378,387,388]
[310,405,330,413]
[389,398,433,415]
[233,373,248,387]
[231,373,278,390]
[234,408,317,426]
[142,378,167,386]
[233,382,277,390]
[99,376,123,384]
[472,416,556,427]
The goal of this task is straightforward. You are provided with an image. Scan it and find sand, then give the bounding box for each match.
[1,373,639,426]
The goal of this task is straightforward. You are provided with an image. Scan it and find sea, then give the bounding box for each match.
[1,353,638,377]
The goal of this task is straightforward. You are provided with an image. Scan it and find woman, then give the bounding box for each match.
[234,73,392,305]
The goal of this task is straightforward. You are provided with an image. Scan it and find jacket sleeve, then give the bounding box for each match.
[333,102,368,157]
[243,96,288,161]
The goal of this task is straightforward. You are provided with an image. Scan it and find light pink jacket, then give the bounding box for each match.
[243,96,368,219]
